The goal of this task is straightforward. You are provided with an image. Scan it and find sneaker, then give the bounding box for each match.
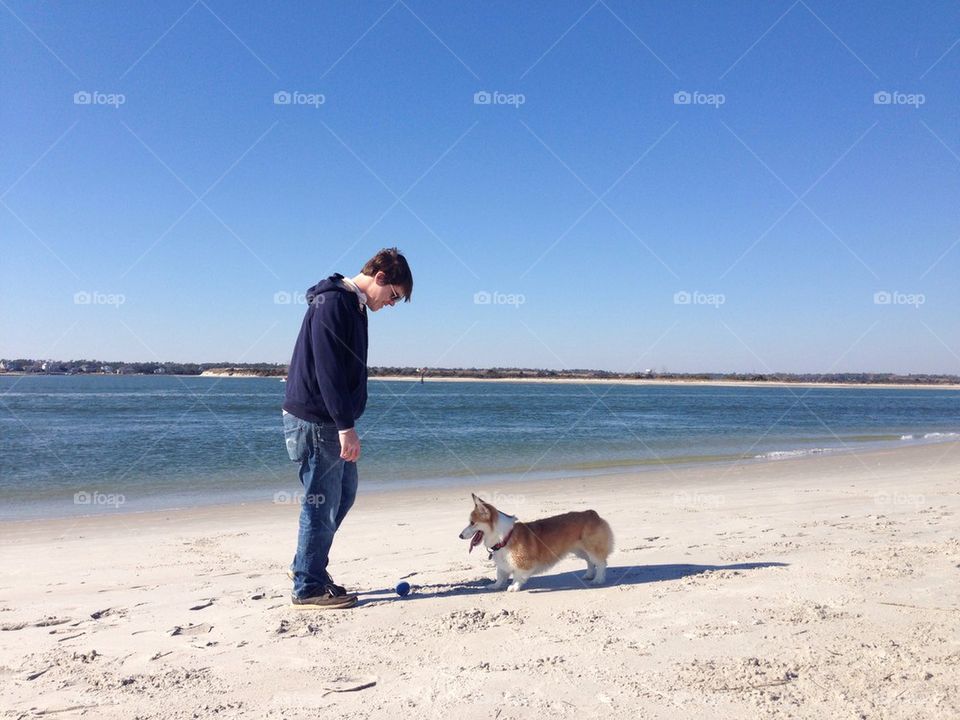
[290,590,358,609]
[287,569,347,597]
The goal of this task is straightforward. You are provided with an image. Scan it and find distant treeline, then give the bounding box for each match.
[0,359,286,377]
[1,359,958,385]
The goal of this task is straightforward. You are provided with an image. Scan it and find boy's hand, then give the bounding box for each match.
[338,428,361,462]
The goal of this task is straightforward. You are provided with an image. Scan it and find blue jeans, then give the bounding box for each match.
[282,411,358,598]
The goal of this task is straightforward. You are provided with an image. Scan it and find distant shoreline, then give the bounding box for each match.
[200,371,960,389]
[3,370,958,390]
[370,375,960,390]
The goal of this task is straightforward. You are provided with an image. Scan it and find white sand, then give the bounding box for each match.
[2,442,958,719]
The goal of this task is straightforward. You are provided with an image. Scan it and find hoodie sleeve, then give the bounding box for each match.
[309,293,358,431]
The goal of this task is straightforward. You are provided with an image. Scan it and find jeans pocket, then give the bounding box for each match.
[314,425,342,455]
[282,411,309,462]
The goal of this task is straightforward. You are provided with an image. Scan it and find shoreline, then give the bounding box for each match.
[198,372,960,390]
[4,437,958,525]
[3,439,956,534]
[372,375,960,390]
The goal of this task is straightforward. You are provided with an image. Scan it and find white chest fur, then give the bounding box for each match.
[487,511,517,569]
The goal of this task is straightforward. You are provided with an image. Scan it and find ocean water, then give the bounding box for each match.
[0,375,957,519]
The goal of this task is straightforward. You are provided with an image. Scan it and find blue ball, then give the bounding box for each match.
[395,581,411,597]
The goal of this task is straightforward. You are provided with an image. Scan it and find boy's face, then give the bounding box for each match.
[367,272,403,312]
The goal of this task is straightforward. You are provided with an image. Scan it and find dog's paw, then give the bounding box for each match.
[582,572,596,581]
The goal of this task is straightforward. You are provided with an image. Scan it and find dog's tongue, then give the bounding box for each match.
[469,530,483,553]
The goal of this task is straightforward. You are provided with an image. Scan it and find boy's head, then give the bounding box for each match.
[359,247,413,312]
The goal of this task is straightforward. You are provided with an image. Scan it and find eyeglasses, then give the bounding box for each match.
[389,285,402,302]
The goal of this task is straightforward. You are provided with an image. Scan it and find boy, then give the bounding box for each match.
[282,248,413,608]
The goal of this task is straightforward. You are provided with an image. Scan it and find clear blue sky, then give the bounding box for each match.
[2,1,958,373]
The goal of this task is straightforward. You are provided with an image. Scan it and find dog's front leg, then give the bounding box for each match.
[489,567,510,590]
[506,574,528,592]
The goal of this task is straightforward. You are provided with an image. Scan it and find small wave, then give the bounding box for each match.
[900,432,958,441]
[754,447,835,460]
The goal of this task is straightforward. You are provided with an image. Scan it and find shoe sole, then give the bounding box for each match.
[290,595,358,610]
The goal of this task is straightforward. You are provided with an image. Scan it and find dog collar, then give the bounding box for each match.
[488,527,514,559]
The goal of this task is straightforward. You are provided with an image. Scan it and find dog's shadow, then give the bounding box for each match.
[356,562,788,605]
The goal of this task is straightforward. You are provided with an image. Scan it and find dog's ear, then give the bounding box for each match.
[472,493,492,518]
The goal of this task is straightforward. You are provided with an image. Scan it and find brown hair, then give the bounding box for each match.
[361,247,413,302]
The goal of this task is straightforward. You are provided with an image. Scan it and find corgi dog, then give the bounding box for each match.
[459,493,614,592]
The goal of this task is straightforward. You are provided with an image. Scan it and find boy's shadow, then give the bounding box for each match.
[356,562,788,605]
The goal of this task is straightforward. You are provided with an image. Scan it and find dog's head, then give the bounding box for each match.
[459,493,498,553]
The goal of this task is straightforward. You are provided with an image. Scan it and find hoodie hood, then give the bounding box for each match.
[305,274,352,305]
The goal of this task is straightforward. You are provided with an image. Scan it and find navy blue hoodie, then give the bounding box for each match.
[282,275,368,430]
